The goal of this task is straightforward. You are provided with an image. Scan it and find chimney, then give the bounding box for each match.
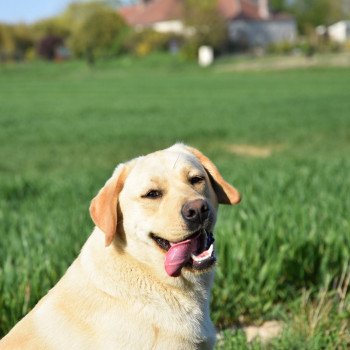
[257,0,269,19]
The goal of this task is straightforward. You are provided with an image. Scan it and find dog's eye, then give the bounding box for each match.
[142,190,162,199]
[189,176,204,185]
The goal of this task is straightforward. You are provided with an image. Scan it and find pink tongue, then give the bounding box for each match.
[164,236,199,277]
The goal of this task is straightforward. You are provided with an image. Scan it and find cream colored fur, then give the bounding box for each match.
[0,144,239,350]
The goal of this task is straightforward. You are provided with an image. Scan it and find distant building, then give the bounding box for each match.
[118,0,184,33]
[328,20,350,43]
[118,0,297,48]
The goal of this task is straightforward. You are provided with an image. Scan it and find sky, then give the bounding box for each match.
[0,0,75,24]
[0,0,134,24]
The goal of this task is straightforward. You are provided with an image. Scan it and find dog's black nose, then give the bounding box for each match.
[181,199,209,224]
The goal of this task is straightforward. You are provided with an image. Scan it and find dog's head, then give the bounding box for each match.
[89,144,240,278]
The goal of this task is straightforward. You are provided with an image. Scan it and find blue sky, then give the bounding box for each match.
[0,0,74,24]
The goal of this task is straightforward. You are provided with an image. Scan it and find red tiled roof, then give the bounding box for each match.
[118,0,183,27]
[118,0,265,27]
[238,0,261,20]
[217,0,261,20]
[217,0,241,19]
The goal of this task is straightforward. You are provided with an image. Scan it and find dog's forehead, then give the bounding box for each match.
[125,149,203,187]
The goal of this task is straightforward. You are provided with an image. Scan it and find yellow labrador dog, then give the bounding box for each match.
[1,144,240,350]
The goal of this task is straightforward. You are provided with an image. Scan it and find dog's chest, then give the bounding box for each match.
[108,286,216,349]
[33,287,215,350]
[98,300,216,350]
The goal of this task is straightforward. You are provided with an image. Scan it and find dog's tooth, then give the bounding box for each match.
[191,244,214,262]
[206,244,214,257]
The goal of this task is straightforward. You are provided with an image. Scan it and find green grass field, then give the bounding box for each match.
[1,55,350,348]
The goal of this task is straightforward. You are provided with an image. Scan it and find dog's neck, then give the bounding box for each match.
[79,228,214,300]
[77,229,215,342]
[78,228,214,326]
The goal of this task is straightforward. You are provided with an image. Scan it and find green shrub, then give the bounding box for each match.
[123,29,183,57]
[268,41,295,55]
[68,5,128,64]
[0,23,35,62]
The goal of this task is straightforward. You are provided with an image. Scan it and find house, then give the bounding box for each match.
[118,0,297,48]
[328,20,350,43]
[118,0,185,34]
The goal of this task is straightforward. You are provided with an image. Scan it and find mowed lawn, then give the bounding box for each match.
[0,56,349,348]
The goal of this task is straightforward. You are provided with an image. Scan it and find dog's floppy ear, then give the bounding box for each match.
[89,164,127,246]
[186,146,241,205]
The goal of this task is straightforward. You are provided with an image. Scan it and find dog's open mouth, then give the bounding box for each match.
[151,230,216,277]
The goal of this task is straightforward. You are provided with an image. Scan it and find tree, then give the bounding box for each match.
[12,24,35,60]
[64,2,128,64]
[0,25,13,60]
[0,23,34,61]
[183,0,227,58]
[38,35,64,60]
[32,17,71,41]
[292,0,346,34]
[269,0,290,13]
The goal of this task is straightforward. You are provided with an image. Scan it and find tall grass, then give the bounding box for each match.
[0,57,349,346]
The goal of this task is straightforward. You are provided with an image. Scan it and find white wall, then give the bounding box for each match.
[328,21,350,43]
[152,20,185,34]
